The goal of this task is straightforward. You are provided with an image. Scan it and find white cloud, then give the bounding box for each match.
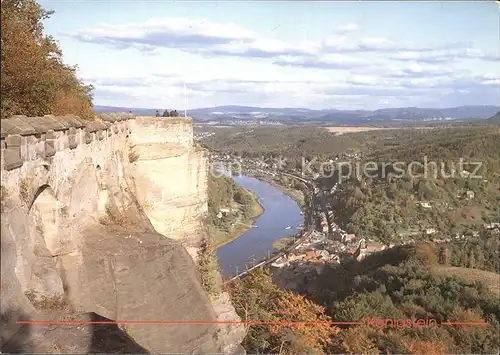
[335,23,359,33]
[65,17,499,109]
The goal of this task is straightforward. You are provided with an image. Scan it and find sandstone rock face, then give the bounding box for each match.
[212,292,247,355]
[128,118,209,259]
[0,114,244,353]
[129,142,208,253]
[2,312,150,353]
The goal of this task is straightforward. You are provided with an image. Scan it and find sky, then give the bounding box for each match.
[39,0,500,110]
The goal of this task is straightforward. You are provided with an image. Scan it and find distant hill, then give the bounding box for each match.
[94,105,500,125]
[94,105,158,116]
[487,111,500,124]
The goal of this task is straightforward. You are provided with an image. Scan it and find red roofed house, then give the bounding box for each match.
[305,250,316,260]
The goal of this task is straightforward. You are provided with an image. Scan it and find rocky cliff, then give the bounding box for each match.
[128,117,209,258]
[0,113,244,353]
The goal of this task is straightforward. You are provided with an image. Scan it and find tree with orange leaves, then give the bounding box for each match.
[403,339,446,355]
[268,290,340,355]
[1,0,94,119]
[227,268,341,355]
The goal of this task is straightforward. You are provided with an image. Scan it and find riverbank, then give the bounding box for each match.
[210,187,264,248]
[216,173,305,277]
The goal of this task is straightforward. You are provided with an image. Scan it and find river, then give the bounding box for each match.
[216,173,304,277]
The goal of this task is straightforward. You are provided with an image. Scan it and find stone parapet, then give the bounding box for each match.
[0,113,134,171]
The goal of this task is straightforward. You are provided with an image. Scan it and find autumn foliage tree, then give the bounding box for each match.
[227,268,340,354]
[1,0,94,119]
[268,291,340,354]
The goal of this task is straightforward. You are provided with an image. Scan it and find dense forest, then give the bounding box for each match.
[1,0,94,119]
[324,127,500,242]
[200,126,364,163]
[228,243,500,354]
[436,230,500,273]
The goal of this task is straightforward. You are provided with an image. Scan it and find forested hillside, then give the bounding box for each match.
[200,126,364,160]
[229,243,499,354]
[307,243,499,354]
[326,127,500,242]
[1,0,94,119]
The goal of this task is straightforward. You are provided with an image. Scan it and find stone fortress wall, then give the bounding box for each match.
[0,113,244,354]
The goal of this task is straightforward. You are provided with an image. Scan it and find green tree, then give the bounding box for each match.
[438,246,451,265]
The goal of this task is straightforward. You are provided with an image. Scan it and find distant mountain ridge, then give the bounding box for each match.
[94,105,500,125]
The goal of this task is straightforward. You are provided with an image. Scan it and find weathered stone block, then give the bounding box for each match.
[0,116,36,138]
[6,134,22,148]
[96,131,104,141]
[113,125,119,134]
[85,120,108,133]
[1,139,6,150]
[46,130,56,140]
[61,137,69,150]
[35,141,46,159]
[20,136,29,160]
[27,135,38,145]
[68,135,78,149]
[107,129,112,137]
[69,127,76,135]
[3,148,23,170]
[45,141,56,157]
[85,132,93,144]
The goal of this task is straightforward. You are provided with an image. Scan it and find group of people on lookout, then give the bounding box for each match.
[156,109,180,117]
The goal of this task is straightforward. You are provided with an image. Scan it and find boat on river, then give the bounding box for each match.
[285,226,291,230]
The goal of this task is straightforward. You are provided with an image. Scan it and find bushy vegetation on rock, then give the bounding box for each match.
[1,0,94,119]
[197,235,220,299]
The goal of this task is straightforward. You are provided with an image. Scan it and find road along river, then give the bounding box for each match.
[216,173,304,278]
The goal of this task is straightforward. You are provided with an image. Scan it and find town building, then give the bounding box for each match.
[418,202,432,208]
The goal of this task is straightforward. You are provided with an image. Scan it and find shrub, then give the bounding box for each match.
[197,236,220,298]
[128,146,139,162]
[19,178,30,202]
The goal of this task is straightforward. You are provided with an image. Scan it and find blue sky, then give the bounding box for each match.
[39,0,499,110]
